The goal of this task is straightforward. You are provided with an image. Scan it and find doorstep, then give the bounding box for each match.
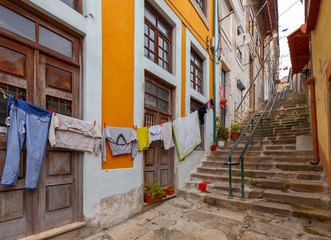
[18,221,86,240]
[143,194,176,211]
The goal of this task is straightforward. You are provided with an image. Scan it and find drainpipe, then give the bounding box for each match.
[307,77,319,165]
[213,0,217,143]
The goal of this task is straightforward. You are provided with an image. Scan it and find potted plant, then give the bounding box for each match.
[231,123,241,140]
[167,184,174,195]
[216,116,229,147]
[211,142,217,151]
[144,178,166,204]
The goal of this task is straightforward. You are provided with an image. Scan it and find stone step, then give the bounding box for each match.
[207,155,314,164]
[263,189,331,209]
[192,168,323,182]
[178,188,292,217]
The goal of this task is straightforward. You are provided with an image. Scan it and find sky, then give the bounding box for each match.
[277,0,305,79]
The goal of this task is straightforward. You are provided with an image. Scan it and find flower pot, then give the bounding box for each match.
[220,99,227,105]
[217,140,225,148]
[211,145,217,151]
[144,194,163,204]
[163,189,167,198]
[231,133,239,140]
[167,187,174,195]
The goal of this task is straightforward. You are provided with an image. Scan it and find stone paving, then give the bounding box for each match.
[85,198,331,240]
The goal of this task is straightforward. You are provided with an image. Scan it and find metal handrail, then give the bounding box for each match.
[224,93,278,200]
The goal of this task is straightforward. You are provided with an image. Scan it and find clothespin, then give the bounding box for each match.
[135,125,137,129]
[15,94,18,101]
[159,122,162,126]
[48,107,51,114]
[94,121,96,126]
[171,119,173,123]
[54,109,56,116]
[104,122,106,128]
[133,125,135,129]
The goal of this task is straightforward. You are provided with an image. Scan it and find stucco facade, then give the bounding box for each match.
[309,0,331,194]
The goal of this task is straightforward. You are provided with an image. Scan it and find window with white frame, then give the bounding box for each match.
[190,50,204,94]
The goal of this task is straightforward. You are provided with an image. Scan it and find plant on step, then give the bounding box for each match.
[216,116,229,142]
[167,184,174,195]
[144,178,166,199]
[230,123,241,140]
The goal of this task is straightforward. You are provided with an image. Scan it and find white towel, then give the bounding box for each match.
[149,125,162,143]
[172,111,201,160]
[161,122,174,150]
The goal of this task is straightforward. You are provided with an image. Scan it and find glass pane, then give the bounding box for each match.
[164,52,168,62]
[150,52,155,61]
[158,58,163,66]
[149,40,154,51]
[144,36,148,47]
[144,48,148,57]
[158,20,169,37]
[164,42,169,51]
[145,94,157,107]
[0,5,35,41]
[164,63,169,71]
[158,99,168,112]
[60,0,75,8]
[145,7,156,25]
[190,81,193,87]
[39,26,72,58]
[145,81,157,95]
[158,47,163,58]
[144,23,148,34]
[159,37,163,47]
[158,88,169,101]
[150,29,155,40]
[191,73,194,81]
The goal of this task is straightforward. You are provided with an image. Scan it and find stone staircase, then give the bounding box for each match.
[179,92,331,224]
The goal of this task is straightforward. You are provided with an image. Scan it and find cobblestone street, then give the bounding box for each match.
[85,198,331,240]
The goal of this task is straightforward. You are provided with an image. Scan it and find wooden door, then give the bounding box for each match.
[0,34,34,240]
[37,54,80,231]
[144,77,173,188]
[0,2,82,238]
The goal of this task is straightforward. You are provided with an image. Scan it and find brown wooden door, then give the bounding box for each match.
[0,34,34,240]
[144,77,173,188]
[0,5,82,236]
[37,54,80,232]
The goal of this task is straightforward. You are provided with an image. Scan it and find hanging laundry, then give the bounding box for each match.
[161,122,174,150]
[172,111,201,160]
[206,98,214,110]
[102,126,138,161]
[136,127,150,151]
[48,113,102,155]
[198,105,207,125]
[148,125,162,143]
[1,94,52,189]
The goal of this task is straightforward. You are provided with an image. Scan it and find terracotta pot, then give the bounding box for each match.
[220,99,227,105]
[231,133,239,140]
[167,187,174,195]
[163,189,167,198]
[211,145,217,151]
[144,194,163,203]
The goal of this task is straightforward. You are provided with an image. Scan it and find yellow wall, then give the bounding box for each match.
[102,0,135,169]
[165,0,215,117]
[311,0,331,184]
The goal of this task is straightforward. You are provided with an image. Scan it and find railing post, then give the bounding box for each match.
[251,119,254,145]
[228,157,233,199]
[240,157,245,201]
[260,120,263,145]
[267,118,270,137]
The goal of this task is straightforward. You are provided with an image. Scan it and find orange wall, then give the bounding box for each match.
[102,0,135,169]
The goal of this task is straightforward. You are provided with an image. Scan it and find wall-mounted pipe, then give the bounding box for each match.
[307,77,319,165]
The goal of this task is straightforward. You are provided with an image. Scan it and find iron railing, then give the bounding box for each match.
[224,93,279,200]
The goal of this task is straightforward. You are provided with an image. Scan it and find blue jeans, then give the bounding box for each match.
[1,95,52,189]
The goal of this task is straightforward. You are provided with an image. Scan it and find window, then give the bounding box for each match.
[236,47,242,62]
[60,0,82,13]
[190,50,203,94]
[144,5,171,72]
[195,0,205,14]
[145,80,170,114]
[190,99,204,150]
